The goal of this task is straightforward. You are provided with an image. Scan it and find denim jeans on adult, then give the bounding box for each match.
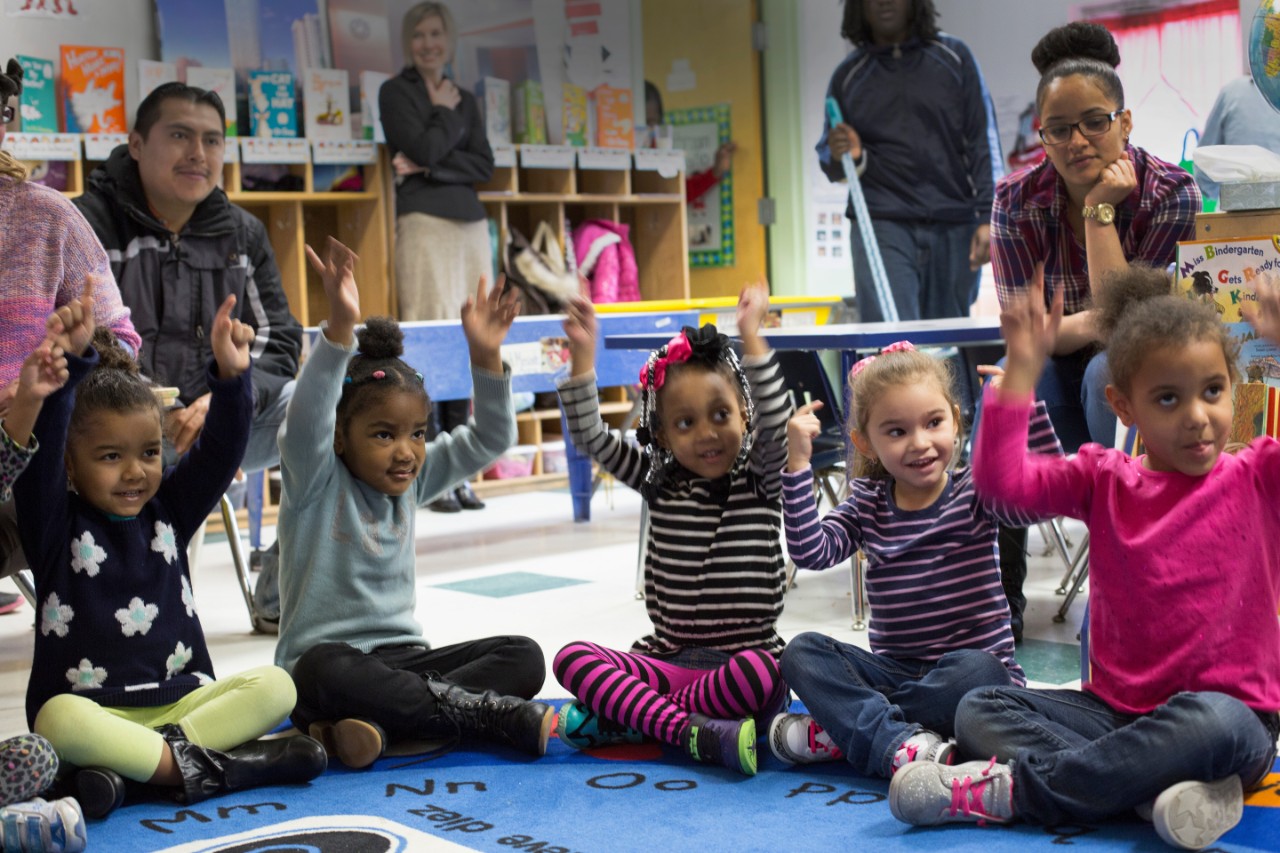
[161,379,295,473]
[848,218,982,324]
[780,631,1013,778]
[957,686,1280,826]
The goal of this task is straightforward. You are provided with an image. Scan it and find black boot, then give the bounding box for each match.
[424,679,553,757]
[157,725,327,804]
[454,482,485,510]
[74,767,127,819]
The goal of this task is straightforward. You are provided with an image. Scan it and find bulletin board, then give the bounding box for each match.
[668,103,733,268]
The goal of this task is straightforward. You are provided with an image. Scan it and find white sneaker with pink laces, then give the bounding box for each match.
[767,714,844,764]
[889,757,1016,826]
[891,729,956,774]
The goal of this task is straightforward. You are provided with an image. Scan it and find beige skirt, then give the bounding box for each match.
[394,212,492,322]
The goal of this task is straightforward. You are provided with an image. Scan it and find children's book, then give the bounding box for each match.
[248,70,297,138]
[303,68,350,140]
[185,67,238,136]
[138,59,177,101]
[513,79,546,145]
[592,84,633,149]
[562,83,587,147]
[60,45,126,134]
[16,55,58,133]
[359,70,390,142]
[476,77,511,146]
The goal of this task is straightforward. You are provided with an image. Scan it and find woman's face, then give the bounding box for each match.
[1038,74,1131,197]
[410,14,451,79]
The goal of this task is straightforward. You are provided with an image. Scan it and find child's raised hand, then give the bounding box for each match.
[306,236,360,344]
[18,342,69,401]
[563,295,597,376]
[786,401,823,473]
[1242,273,1280,345]
[211,294,254,379]
[45,274,97,357]
[461,273,520,374]
[999,264,1061,398]
[736,280,770,356]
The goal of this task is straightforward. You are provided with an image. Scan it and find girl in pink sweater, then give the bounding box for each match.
[888,265,1280,851]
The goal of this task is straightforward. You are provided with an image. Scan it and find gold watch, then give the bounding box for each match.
[1082,202,1116,225]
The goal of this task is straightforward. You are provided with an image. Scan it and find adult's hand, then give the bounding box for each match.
[827,123,862,162]
[426,77,461,110]
[392,152,428,177]
[969,223,991,270]
[1084,150,1137,209]
[166,393,211,456]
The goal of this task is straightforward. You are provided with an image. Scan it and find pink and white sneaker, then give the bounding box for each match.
[768,714,844,765]
[891,729,956,774]
[889,756,1015,826]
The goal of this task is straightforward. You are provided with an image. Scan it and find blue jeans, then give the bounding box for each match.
[163,380,295,473]
[780,631,1013,778]
[957,686,1280,825]
[849,219,982,323]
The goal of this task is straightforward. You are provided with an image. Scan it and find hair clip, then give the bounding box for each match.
[372,370,386,379]
[414,371,424,383]
[849,340,916,381]
[343,375,353,384]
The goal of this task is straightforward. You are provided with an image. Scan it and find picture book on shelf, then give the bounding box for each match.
[185,67,238,136]
[248,70,297,138]
[303,67,351,140]
[138,59,177,101]
[513,79,546,145]
[16,55,58,133]
[562,83,587,147]
[359,70,389,142]
[476,76,511,146]
[592,84,633,149]
[60,45,126,134]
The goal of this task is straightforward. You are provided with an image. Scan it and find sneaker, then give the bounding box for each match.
[0,734,59,806]
[768,714,843,765]
[683,714,757,776]
[889,757,1015,826]
[892,729,956,774]
[557,701,644,749]
[0,797,87,852]
[0,592,23,615]
[1151,776,1243,850]
[308,718,386,770]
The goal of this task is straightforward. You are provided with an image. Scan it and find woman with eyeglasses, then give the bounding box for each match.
[990,21,1200,452]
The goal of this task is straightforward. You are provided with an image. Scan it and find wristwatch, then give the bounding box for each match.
[1082,202,1116,225]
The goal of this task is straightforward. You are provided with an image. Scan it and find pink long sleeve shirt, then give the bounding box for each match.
[974,386,1280,715]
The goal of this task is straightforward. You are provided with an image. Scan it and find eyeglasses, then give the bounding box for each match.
[1,105,13,124]
[1038,110,1121,146]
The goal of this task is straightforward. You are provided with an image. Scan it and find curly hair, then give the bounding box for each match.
[847,348,960,480]
[69,328,162,442]
[336,316,431,435]
[840,0,939,45]
[1032,21,1124,112]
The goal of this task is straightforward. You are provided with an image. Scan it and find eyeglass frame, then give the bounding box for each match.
[1037,110,1123,146]
[1,104,13,124]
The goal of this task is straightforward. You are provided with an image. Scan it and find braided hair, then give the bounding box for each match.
[69,328,162,442]
[634,323,754,498]
[336,316,430,434]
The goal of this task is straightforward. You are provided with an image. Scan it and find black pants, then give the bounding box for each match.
[290,636,545,742]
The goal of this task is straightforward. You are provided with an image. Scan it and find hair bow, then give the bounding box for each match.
[848,340,916,380]
[639,330,693,390]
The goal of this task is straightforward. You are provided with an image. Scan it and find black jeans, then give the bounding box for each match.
[290,636,545,742]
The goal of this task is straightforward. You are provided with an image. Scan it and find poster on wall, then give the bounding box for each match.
[668,103,732,268]
[4,0,80,18]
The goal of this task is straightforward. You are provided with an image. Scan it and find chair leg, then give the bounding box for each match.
[1053,531,1090,623]
[12,569,36,609]
[219,493,265,632]
[1052,520,1082,594]
[633,501,649,601]
[850,551,867,631]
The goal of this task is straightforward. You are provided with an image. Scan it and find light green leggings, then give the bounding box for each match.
[33,665,296,782]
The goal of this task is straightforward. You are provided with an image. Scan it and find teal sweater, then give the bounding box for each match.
[273,327,516,673]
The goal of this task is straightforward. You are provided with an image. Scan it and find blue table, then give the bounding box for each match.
[306,310,699,521]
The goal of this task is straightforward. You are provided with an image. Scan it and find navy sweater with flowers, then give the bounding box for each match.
[15,348,251,727]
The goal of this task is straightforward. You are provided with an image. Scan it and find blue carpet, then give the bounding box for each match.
[86,703,1280,852]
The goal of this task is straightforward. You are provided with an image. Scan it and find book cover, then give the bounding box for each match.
[475,77,511,146]
[16,55,58,133]
[513,79,546,145]
[138,59,178,101]
[562,82,587,147]
[60,45,126,134]
[303,67,350,140]
[359,70,389,142]
[1231,382,1280,444]
[248,70,297,138]
[592,84,633,149]
[185,67,238,136]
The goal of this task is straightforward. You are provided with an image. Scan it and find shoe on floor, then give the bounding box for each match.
[0,592,23,615]
[889,757,1014,826]
[74,767,125,819]
[1152,776,1243,850]
[309,719,386,770]
[557,701,644,749]
[428,493,462,513]
[0,733,59,806]
[683,714,757,776]
[892,728,956,774]
[454,483,485,510]
[0,796,87,851]
[768,713,843,765]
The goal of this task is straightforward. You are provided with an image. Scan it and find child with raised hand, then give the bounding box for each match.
[17,287,326,822]
[552,283,791,777]
[770,342,1061,780]
[889,267,1280,851]
[277,237,553,769]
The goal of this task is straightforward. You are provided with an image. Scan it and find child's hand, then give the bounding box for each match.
[999,265,1061,398]
[1242,273,1280,346]
[45,274,97,357]
[976,363,1005,390]
[211,294,254,380]
[563,295,597,376]
[17,342,69,401]
[461,273,520,374]
[306,236,360,345]
[736,280,770,356]
[786,402,823,472]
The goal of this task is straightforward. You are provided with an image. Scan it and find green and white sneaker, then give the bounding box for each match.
[683,714,757,776]
[557,701,645,749]
[1152,776,1243,850]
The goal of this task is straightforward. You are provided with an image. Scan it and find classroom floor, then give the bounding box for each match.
[0,483,1090,739]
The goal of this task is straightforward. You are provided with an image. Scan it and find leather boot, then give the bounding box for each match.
[157,725,327,804]
[423,679,554,757]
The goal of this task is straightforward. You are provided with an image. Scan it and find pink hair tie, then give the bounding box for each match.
[639,331,693,390]
[372,370,386,379]
[848,340,915,381]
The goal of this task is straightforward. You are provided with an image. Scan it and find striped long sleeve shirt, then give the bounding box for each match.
[782,401,1062,683]
[558,351,793,656]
